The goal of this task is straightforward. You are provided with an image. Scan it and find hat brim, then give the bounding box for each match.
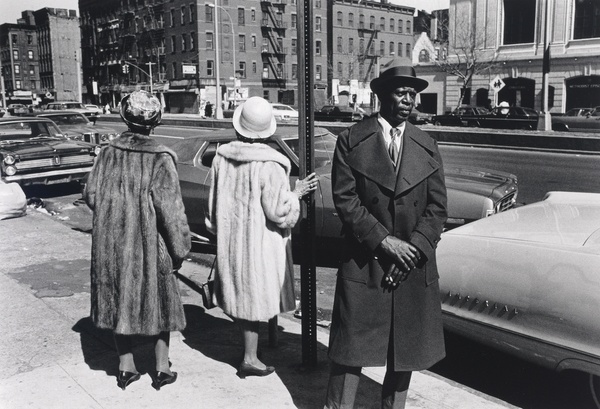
[232,103,277,139]
[370,75,429,95]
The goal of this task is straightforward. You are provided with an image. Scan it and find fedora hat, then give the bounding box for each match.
[370,58,429,95]
[232,96,277,140]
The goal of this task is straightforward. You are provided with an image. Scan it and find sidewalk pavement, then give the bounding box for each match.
[0,208,518,409]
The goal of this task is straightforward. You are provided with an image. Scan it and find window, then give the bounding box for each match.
[13,50,19,60]
[398,20,403,33]
[170,9,175,26]
[251,34,256,48]
[406,43,411,59]
[370,16,375,29]
[419,49,430,62]
[15,80,21,89]
[316,0,321,7]
[172,62,177,77]
[11,34,17,44]
[573,0,600,39]
[251,9,255,22]
[292,64,297,80]
[205,5,213,22]
[181,6,185,24]
[316,64,322,80]
[503,0,535,44]
[379,41,385,56]
[262,38,269,52]
[206,32,214,49]
[406,20,411,33]
[337,11,343,26]
[207,60,214,76]
[238,61,246,78]
[181,34,187,51]
[292,38,297,55]
[389,41,395,55]
[14,64,20,75]
[337,37,343,53]
[263,90,270,101]
[252,61,257,74]
[348,38,354,53]
[171,36,176,53]
[27,35,33,45]
[238,34,246,52]
[390,18,395,32]
[359,14,365,29]
[190,32,195,50]
[337,62,343,77]
[28,50,34,60]
[30,80,35,89]
[380,17,385,31]
[190,4,195,23]
[348,13,354,27]
[238,8,245,25]
[29,65,34,75]
[359,63,364,79]
[263,63,269,79]
[292,14,297,28]
[316,16,322,31]
[398,42,403,57]
[359,38,364,53]
[315,40,322,55]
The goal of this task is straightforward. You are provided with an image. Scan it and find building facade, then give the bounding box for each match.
[447,0,600,113]
[329,0,415,108]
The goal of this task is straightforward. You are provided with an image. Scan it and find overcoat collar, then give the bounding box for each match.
[345,115,440,196]
[110,131,178,162]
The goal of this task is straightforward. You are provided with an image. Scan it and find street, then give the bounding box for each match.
[15,124,600,408]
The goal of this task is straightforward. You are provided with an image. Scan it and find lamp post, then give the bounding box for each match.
[211,4,237,109]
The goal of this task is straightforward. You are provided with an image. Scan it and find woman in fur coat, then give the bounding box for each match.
[207,97,317,378]
[84,91,191,391]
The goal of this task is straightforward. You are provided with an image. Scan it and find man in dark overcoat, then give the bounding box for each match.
[325,59,448,409]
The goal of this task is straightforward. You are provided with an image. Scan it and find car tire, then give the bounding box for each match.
[434,120,442,126]
[467,121,478,127]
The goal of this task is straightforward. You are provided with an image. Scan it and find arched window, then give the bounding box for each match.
[337,11,343,26]
[380,17,385,31]
[398,42,403,57]
[389,41,395,56]
[406,43,411,58]
[390,18,395,32]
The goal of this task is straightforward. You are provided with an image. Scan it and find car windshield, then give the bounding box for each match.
[282,131,337,169]
[274,105,294,111]
[0,121,63,142]
[46,114,89,125]
[64,103,86,109]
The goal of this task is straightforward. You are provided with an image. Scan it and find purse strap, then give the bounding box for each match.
[208,255,216,280]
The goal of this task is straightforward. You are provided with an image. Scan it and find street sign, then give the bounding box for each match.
[182,64,197,75]
[490,76,505,93]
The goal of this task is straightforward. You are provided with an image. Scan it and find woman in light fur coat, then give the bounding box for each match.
[207,97,317,378]
[84,91,190,391]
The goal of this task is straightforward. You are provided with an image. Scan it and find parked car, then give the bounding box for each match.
[431,106,491,127]
[408,108,434,125]
[271,103,299,122]
[437,191,600,400]
[6,104,29,116]
[0,117,100,186]
[553,106,600,133]
[45,101,100,122]
[314,105,364,122]
[170,127,518,257]
[84,104,103,116]
[0,107,5,118]
[468,106,540,130]
[34,111,120,145]
[564,107,593,117]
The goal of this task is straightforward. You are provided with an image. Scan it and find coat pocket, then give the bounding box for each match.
[338,262,368,284]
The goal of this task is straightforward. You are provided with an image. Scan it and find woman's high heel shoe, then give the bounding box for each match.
[117,371,141,390]
[237,361,275,379]
[152,371,178,391]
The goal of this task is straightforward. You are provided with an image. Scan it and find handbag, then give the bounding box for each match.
[201,258,216,309]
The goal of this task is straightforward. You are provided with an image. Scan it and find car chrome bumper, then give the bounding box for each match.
[3,166,94,184]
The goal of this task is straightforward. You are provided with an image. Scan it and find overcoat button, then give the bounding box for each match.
[372,197,379,204]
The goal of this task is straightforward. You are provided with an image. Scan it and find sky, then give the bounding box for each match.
[1,0,449,25]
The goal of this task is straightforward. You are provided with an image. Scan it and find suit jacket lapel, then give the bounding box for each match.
[345,117,396,192]
[395,125,441,196]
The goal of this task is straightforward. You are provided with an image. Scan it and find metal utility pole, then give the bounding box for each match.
[297,0,317,368]
[541,0,552,131]
[146,62,156,94]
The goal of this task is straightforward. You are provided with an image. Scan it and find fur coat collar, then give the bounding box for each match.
[216,141,291,174]
[111,132,178,162]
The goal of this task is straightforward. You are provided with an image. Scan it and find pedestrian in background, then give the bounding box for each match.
[325,59,448,408]
[84,90,191,391]
[205,101,213,118]
[206,96,317,378]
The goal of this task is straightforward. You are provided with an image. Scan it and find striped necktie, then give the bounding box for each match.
[389,128,400,168]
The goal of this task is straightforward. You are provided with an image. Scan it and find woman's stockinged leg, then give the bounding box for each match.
[155,331,173,374]
[114,333,138,373]
[238,319,265,369]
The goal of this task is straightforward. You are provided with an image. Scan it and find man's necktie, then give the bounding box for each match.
[389,128,399,168]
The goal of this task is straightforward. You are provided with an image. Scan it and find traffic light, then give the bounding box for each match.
[122,64,129,74]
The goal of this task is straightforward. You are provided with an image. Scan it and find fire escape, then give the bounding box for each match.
[260,0,287,88]
[357,19,379,83]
